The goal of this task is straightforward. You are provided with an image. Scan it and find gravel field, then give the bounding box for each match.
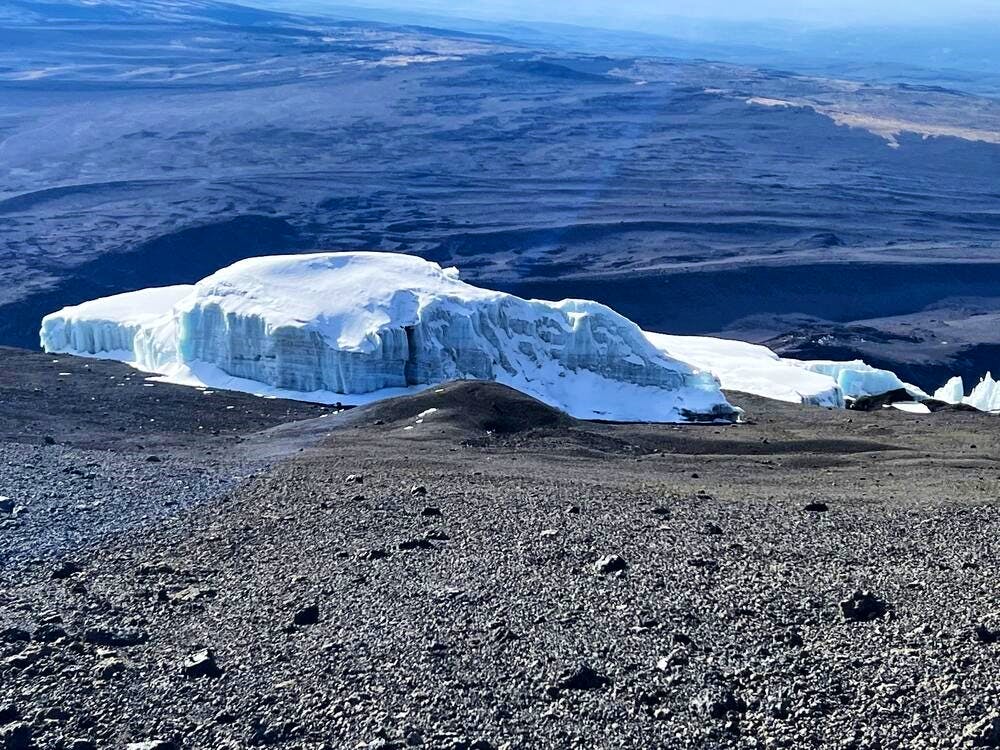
[2,351,1000,750]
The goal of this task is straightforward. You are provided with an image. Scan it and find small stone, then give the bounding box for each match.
[84,627,147,647]
[0,722,32,750]
[804,502,829,512]
[293,604,320,627]
[692,687,746,720]
[0,497,14,514]
[551,663,609,692]
[702,523,724,536]
[95,659,126,681]
[840,590,889,622]
[398,538,435,551]
[51,560,83,580]
[410,485,428,497]
[145,455,162,463]
[656,648,689,670]
[0,628,29,644]
[566,504,580,514]
[345,474,363,485]
[974,623,999,644]
[419,506,441,517]
[594,555,627,575]
[357,548,390,561]
[43,436,56,445]
[182,649,221,679]
[962,715,1000,747]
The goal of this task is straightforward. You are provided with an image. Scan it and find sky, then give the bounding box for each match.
[299,0,1000,27]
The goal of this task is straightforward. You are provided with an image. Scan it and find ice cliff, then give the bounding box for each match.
[40,252,736,423]
[42,251,979,419]
[932,374,1000,412]
[645,335,931,408]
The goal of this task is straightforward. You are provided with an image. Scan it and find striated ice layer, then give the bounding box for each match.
[792,360,929,401]
[40,252,735,423]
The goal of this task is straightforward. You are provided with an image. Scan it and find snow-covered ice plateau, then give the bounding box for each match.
[40,251,994,419]
[40,252,736,423]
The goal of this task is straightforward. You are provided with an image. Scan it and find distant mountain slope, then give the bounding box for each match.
[2,0,1000,385]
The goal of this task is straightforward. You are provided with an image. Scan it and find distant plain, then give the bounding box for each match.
[2,0,1000,388]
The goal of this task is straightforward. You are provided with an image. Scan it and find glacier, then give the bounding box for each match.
[926,374,1000,412]
[967,374,1000,412]
[933,376,966,405]
[791,360,929,401]
[645,334,933,408]
[932,373,1000,412]
[40,252,737,423]
[644,333,846,408]
[41,250,981,419]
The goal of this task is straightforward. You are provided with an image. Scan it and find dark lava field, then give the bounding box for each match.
[2,0,1000,389]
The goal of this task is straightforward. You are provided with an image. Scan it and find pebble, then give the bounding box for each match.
[292,603,320,627]
[594,555,627,575]
[840,590,889,622]
[181,649,221,679]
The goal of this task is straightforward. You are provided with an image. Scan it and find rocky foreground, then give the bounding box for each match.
[2,347,1000,750]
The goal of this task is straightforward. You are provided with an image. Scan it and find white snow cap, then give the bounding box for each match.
[40,252,735,423]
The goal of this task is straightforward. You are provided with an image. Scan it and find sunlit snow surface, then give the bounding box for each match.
[644,335,934,408]
[40,252,735,423]
[928,374,1000,412]
[645,333,845,407]
[934,376,966,404]
[41,251,987,419]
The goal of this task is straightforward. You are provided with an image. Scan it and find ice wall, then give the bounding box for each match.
[932,376,965,404]
[40,253,735,423]
[967,373,1000,412]
[792,360,927,401]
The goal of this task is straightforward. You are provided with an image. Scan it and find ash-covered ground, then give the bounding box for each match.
[2,348,1000,750]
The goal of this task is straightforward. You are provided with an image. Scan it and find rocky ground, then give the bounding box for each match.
[2,350,1000,750]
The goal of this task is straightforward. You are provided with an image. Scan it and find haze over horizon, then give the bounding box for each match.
[251,0,1000,29]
